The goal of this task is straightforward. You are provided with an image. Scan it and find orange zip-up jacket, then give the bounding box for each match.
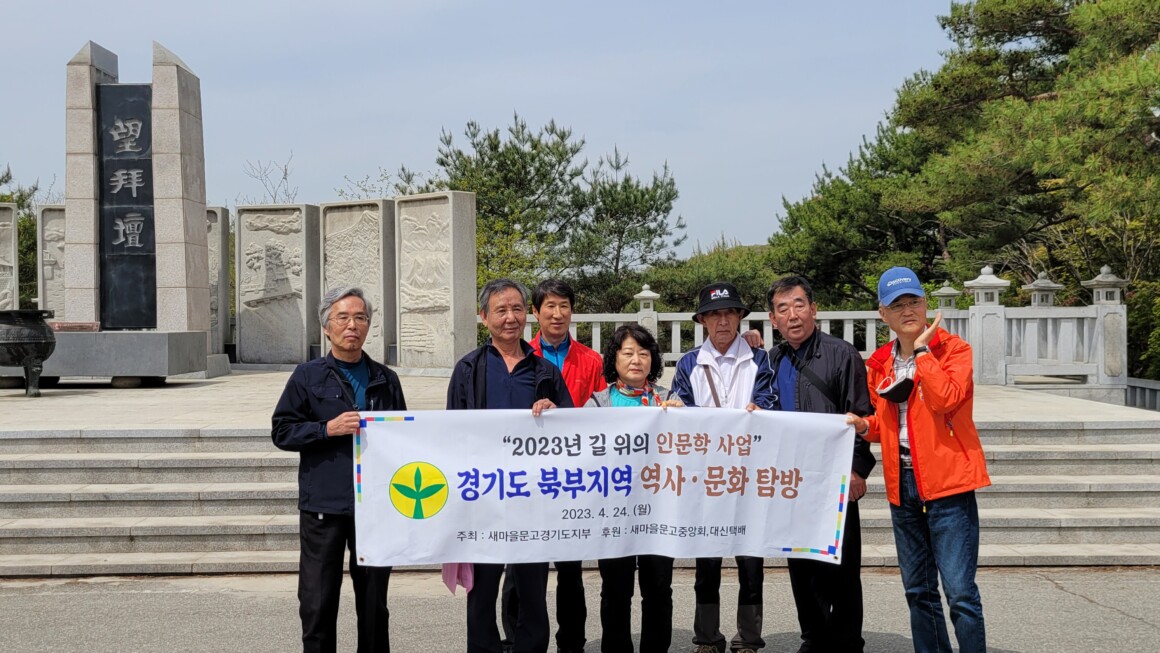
[864,327,990,505]
[530,333,607,408]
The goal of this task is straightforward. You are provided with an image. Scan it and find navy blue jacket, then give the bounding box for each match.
[272,352,407,515]
[446,341,574,410]
[768,329,876,479]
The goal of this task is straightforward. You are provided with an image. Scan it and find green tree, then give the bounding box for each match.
[567,148,686,312]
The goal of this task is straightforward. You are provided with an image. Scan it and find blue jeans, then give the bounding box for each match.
[890,467,986,653]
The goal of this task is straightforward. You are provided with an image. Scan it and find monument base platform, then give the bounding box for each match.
[0,331,207,379]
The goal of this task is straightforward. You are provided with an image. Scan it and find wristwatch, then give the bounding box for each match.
[913,345,929,356]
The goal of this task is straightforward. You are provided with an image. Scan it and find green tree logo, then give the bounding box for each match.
[389,463,448,519]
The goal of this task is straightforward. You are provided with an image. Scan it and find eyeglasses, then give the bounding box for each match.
[329,314,370,326]
[884,297,926,314]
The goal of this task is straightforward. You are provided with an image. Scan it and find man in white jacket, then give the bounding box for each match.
[671,282,778,653]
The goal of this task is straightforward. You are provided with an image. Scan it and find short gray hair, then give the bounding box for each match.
[478,278,528,316]
[319,286,374,326]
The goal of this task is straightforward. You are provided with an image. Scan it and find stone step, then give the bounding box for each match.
[3,506,1159,555]
[0,452,298,484]
[976,422,1160,444]
[857,507,1160,546]
[0,515,299,555]
[858,475,1160,509]
[981,444,1160,475]
[0,429,273,454]
[4,542,1160,577]
[0,483,297,518]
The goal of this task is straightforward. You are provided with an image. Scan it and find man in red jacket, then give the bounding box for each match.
[501,279,606,653]
[847,267,990,653]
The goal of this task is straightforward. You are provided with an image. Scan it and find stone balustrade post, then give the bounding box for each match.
[1082,265,1129,392]
[964,265,1011,385]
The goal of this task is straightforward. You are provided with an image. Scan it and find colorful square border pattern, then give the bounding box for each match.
[355,416,416,503]
[779,474,847,559]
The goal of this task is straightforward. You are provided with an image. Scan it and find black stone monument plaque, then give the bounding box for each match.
[97,84,156,329]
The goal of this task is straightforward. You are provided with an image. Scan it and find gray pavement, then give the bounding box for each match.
[2,567,1159,652]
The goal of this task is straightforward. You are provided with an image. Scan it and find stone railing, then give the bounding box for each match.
[511,265,1133,404]
[1127,378,1160,411]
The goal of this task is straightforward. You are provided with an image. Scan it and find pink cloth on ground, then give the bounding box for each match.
[441,562,474,594]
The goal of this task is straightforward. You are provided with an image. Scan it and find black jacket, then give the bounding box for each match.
[272,352,407,515]
[769,329,877,479]
[446,341,574,410]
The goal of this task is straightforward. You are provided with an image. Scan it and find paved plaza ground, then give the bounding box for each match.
[2,566,1159,652]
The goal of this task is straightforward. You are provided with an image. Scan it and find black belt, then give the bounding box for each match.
[899,446,910,456]
[899,445,913,469]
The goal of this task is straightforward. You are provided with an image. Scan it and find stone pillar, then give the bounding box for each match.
[235,204,320,364]
[0,203,16,310]
[64,41,117,323]
[964,265,1011,385]
[36,205,66,313]
[1082,265,1129,391]
[206,207,230,355]
[152,42,209,334]
[320,200,396,364]
[394,191,476,370]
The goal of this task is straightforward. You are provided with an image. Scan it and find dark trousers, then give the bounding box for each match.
[471,562,551,653]
[598,555,674,653]
[502,561,587,651]
[788,499,864,653]
[692,556,764,651]
[298,511,391,653]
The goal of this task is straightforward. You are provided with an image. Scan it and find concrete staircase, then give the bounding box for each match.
[3,418,1160,576]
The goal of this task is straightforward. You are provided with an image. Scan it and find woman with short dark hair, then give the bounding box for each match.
[586,323,681,652]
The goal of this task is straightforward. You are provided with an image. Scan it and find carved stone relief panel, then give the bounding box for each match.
[235,205,319,364]
[37,206,66,315]
[206,207,230,354]
[320,200,395,364]
[0,205,16,310]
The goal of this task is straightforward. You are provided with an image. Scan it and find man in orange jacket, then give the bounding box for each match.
[846,266,990,653]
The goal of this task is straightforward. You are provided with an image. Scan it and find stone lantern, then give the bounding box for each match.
[634,284,661,336]
[930,281,961,311]
[1081,265,1128,305]
[963,265,1011,306]
[1022,272,1064,307]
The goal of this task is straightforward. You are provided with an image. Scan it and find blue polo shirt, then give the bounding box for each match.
[335,356,370,410]
[485,342,538,409]
[777,354,798,413]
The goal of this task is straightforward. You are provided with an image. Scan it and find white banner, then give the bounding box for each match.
[354,407,854,567]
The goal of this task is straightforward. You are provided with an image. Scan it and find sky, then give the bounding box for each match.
[1,0,953,255]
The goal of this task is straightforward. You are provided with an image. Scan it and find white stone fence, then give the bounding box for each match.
[506,265,1134,404]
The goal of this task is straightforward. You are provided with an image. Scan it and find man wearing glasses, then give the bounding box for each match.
[846,267,990,653]
[766,276,874,653]
[272,286,408,652]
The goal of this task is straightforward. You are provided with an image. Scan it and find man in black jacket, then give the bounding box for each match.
[766,276,875,653]
[447,278,573,653]
[272,286,407,653]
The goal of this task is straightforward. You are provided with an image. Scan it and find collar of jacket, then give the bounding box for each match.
[695,333,753,367]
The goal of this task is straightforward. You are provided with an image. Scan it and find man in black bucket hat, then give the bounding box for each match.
[672,282,778,653]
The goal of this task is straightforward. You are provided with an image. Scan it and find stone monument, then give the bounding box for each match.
[1,41,211,383]
[235,204,320,364]
[394,191,476,371]
[0,204,16,310]
[320,200,395,363]
[36,205,65,313]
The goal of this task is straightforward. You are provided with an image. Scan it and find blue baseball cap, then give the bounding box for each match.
[878,267,925,306]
